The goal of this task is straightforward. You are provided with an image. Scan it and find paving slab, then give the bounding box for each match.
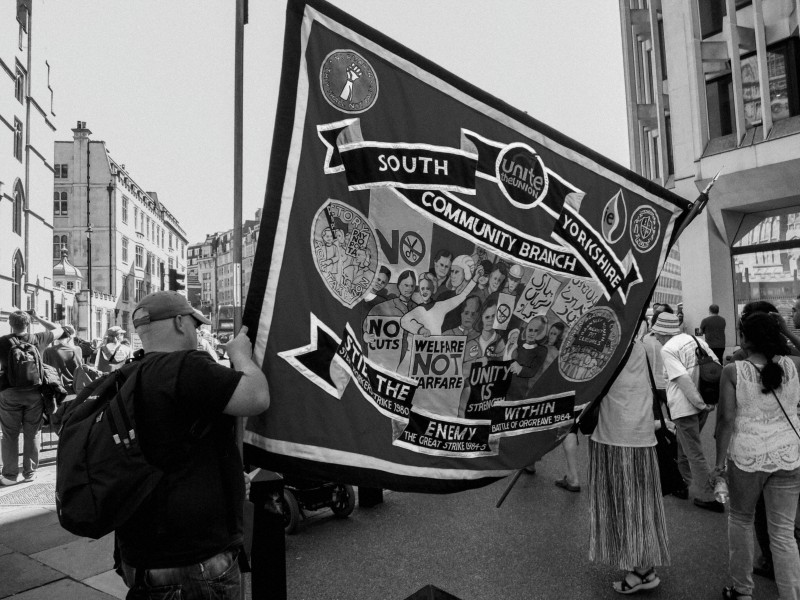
[6,578,118,599]
[0,505,80,554]
[31,534,114,581]
[0,543,11,557]
[82,569,128,600]
[0,552,63,598]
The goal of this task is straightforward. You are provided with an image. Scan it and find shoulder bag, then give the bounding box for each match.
[646,353,685,496]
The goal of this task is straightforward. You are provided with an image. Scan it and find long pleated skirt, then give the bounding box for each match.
[588,440,671,570]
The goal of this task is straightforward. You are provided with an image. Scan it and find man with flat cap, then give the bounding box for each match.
[116,291,269,599]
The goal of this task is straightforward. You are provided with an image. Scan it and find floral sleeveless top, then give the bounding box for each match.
[729,358,800,472]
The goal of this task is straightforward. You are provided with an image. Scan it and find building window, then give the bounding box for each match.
[134,206,139,231]
[122,196,129,224]
[66,281,74,291]
[13,181,24,235]
[122,276,129,301]
[135,245,143,268]
[135,279,145,302]
[699,0,751,39]
[53,164,68,178]
[15,65,25,103]
[96,309,103,339]
[53,234,68,258]
[13,118,23,161]
[706,74,734,138]
[11,251,23,308]
[53,191,68,216]
[122,236,129,263]
[706,38,800,139]
[741,39,800,128]
[169,233,173,250]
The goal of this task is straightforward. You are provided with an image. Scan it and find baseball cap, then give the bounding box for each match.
[508,264,523,279]
[650,313,681,336]
[133,291,211,328]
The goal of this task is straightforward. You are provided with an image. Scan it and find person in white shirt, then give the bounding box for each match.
[652,312,722,512]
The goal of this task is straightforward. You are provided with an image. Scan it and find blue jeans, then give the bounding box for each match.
[728,462,800,599]
[0,388,44,479]
[674,411,715,501]
[122,550,241,599]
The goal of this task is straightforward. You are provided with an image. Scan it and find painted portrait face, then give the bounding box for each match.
[482,304,497,331]
[478,271,489,288]
[434,255,452,279]
[507,277,521,292]
[488,269,505,293]
[371,271,388,292]
[419,277,434,302]
[461,298,480,330]
[525,317,547,344]
[793,298,800,329]
[398,274,415,300]
[548,325,561,346]
[450,265,465,289]
[334,229,345,244]
[356,248,368,266]
[322,228,333,245]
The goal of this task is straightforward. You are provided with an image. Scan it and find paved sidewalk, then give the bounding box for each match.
[0,450,127,599]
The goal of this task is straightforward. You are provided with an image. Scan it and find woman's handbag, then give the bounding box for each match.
[646,354,685,496]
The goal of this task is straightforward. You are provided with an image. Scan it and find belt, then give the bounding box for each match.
[124,549,237,586]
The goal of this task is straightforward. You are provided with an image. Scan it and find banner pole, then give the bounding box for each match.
[233,0,245,462]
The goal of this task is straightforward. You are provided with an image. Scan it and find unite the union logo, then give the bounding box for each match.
[320,50,379,114]
[495,143,549,209]
[629,205,661,253]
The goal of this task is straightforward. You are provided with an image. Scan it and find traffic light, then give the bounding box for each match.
[168,268,185,291]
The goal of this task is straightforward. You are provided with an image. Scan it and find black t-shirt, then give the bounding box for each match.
[116,350,244,568]
[42,344,83,394]
[0,331,54,390]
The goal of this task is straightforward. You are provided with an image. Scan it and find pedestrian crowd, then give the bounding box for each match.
[573,298,800,599]
[4,291,800,599]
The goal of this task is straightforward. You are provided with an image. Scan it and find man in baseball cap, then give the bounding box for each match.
[132,290,210,329]
[117,291,268,597]
[652,312,722,513]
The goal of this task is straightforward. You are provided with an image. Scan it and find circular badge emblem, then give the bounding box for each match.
[629,206,660,253]
[320,50,379,114]
[558,307,621,383]
[495,143,549,209]
[400,231,425,267]
[311,200,379,308]
[496,304,511,325]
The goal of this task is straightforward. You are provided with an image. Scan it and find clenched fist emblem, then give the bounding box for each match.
[339,63,362,100]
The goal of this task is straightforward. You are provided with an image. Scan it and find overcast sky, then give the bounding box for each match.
[42,0,628,244]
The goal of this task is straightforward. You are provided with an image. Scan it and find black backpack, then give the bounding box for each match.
[7,336,43,387]
[55,359,163,539]
[692,336,722,405]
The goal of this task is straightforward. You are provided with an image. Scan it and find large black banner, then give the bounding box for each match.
[243,0,693,492]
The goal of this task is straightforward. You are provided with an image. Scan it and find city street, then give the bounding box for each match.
[0,411,783,600]
[282,410,779,600]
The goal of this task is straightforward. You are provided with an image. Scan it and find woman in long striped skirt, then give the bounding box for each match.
[589,338,671,594]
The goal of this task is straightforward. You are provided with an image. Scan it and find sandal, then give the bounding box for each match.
[554,476,580,492]
[613,568,660,595]
[722,586,752,599]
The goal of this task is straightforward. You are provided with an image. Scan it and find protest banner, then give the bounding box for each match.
[242,0,694,492]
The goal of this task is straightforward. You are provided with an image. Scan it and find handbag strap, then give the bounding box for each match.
[644,350,667,429]
[691,335,710,359]
[746,359,800,442]
[770,388,800,442]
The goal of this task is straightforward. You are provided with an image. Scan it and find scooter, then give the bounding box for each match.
[279,474,356,534]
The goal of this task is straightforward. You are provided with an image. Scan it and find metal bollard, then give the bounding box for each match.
[248,470,286,600]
